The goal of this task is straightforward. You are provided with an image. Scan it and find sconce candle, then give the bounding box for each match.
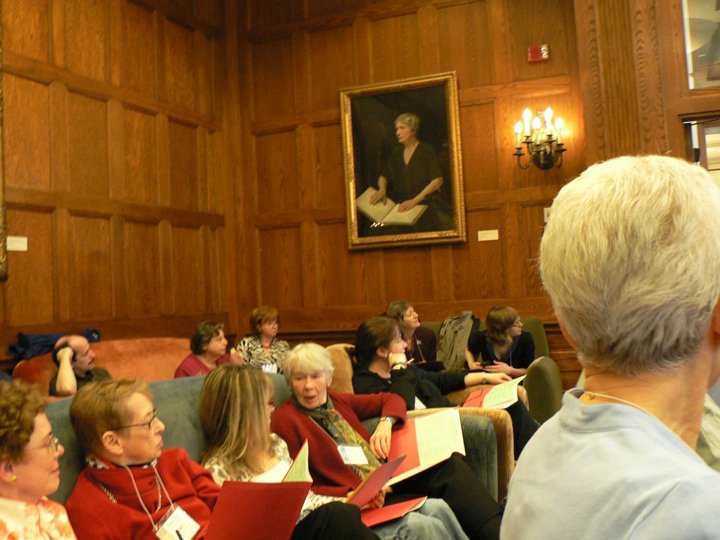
[512,108,566,170]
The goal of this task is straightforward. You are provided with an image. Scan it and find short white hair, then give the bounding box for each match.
[540,155,720,375]
[284,343,334,385]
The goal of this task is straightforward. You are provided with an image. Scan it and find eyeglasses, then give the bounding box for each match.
[113,410,160,431]
[28,435,61,453]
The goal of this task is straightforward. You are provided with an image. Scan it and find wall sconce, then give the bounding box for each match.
[513,107,566,170]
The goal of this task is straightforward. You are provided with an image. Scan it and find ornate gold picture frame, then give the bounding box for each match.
[340,72,466,250]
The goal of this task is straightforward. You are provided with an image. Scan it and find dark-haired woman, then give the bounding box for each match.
[352,316,539,459]
[465,306,535,376]
[174,321,241,378]
[385,300,438,365]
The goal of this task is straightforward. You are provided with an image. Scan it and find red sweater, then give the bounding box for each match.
[271,391,406,497]
[174,353,232,378]
[66,448,220,539]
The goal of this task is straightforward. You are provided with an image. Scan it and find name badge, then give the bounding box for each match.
[261,363,278,374]
[155,506,201,540]
[337,445,368,466]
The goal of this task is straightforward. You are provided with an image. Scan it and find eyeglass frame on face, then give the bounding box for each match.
[27,435,62,454]
[112,410,160,431]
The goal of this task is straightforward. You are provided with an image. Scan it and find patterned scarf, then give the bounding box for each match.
[292,395,381,479]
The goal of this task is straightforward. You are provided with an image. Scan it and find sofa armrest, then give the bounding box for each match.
[407,407,513,501]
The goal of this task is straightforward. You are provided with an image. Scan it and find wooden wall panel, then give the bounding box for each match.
[255,131,300,212]
[164,18,198,110]
[4,75,51,191]
[171,226,205,314]
[251,38,296,120]
[67,92,109,198]
[316,222,381,307]
[123,221,162,318]
[507,0,574,81]
[123,107,159,205]
[3,0,49,62]
[168,120,199,211]
[452,208,506,299]
[369,14,422,82]
[65,0,109,81]
[249,0,303,29]
[384,248,435,303]
[460,102,499,193]
[257,226,304,308]
[120,1,157,97]
[308,26,356,111]
[314,125,345,208]
[69,215,113,320]
[518,204,547,298]
[5,209,54,326]
[437,2,492,89]
[1,0,230,359]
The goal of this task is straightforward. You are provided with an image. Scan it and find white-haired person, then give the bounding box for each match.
[272,343,503,539]
[501,155,720,539]
[368,113,452,231]
[199,364,463,539]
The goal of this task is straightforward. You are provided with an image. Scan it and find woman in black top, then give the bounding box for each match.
[466,306,535,377]
[351,316,539,458]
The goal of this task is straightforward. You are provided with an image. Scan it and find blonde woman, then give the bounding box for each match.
[199,364,468,540]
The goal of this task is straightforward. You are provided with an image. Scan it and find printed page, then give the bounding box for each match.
[381,203,427,226]
[283,440,311,483]
[481,375,526,409]
[388,408,464,485]
[355,187,396,223]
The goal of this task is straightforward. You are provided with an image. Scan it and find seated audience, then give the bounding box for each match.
[466,306,535,376]
[352,316,539,458]
[175,321,240,378]
[385,300,437,364]
[51,334,110,397]
[501,155,720,538]
[272,343,503,539]
[0,380,75,538]
[67,379,377,540]
[199,364,465,539]
[236,306,290,373]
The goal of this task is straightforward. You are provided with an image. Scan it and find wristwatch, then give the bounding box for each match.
[380,416,397,425]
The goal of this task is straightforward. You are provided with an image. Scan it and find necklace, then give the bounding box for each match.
[583,391,655,419]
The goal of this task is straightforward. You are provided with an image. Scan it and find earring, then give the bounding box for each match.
[9,474,17,483]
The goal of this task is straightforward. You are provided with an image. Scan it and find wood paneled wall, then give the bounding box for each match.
[0,0,231,351]
[233,0,586,384]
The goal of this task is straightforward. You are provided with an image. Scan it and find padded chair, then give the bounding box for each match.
[327,343,514,500]
[524,356,563,423]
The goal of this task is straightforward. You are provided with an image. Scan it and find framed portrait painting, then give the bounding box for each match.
[340,72,466,250]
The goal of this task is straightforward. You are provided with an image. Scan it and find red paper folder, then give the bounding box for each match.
[346,455,406,508]
[463,387,493,408]
[386,417,420,480]
[361,497,428,528]
[204,481,311,540]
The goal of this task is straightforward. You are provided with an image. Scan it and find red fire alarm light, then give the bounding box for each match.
[527,44,550,63]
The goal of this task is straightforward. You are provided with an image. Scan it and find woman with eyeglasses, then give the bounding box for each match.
[465,306,535,377]
[0,380,76,539]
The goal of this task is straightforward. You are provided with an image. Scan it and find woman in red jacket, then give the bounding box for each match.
[272,343,503,540]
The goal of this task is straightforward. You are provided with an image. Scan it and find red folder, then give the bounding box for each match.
[386,417,420,479]
[204,481,311,540]
[361,497,428,528]
[346,455,406,508]
[463,387,493,408]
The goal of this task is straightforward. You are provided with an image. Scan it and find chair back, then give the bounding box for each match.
[326,343,354,393]
[524,356,563,423]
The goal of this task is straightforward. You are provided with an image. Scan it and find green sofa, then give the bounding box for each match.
[46,374,502,504]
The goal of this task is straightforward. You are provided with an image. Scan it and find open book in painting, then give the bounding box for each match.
[355,187,427,226]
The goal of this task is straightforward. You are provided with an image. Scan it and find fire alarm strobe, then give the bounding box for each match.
[527,44,550,63]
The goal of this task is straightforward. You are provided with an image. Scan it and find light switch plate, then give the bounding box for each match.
[7,236,28,251]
